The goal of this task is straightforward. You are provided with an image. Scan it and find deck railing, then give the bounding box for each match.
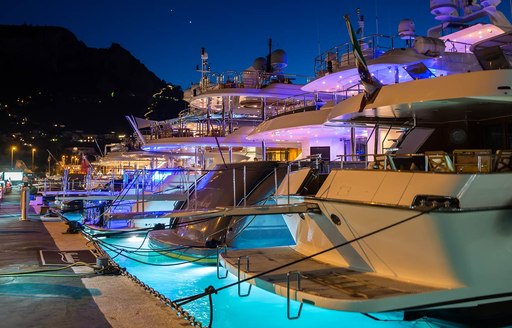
[314,34,475,77]
[314,34,399,77]
[195,70,314,95]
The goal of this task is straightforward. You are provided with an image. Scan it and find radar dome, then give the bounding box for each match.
[252,57,266,71]
[398,19,416,39]
[430,0,458,18]
[271,49,288,72]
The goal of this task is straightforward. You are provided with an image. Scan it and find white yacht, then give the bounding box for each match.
[220,1,512,325]
[125,46,327,262]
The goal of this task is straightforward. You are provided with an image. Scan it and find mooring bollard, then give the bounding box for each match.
[20,186,30,221]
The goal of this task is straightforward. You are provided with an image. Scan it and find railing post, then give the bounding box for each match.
[193,173,198,210]
[233,167,236,207]
[136,172,140,212]
[274,167,278,194]
[243,166,247,207]
[287,163,291,205]
[142,168,145,215]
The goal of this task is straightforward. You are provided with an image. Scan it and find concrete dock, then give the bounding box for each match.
[0,188,193,327]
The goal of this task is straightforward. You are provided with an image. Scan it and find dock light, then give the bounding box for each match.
[31,148,36,171]
[10,146,16,170]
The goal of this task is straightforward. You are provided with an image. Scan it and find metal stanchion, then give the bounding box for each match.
[20,186,30,221]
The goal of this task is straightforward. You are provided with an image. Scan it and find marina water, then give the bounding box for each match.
[100,233,443,328]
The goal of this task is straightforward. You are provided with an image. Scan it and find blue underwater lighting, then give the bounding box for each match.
[101,236,442,328]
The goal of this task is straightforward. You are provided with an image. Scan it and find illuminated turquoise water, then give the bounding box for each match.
[98,234,442,328]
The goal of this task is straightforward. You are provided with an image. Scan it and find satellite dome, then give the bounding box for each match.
[398,19,416,39]
[252,57,266,71]
[271,49,287,65]
[271,49,287,72]
[430,0,458,19]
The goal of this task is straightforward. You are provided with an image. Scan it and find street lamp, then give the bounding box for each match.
[32,148,36,171]
[10,146,16,170]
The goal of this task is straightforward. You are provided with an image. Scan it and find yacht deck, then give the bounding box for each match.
[222,247,443,312]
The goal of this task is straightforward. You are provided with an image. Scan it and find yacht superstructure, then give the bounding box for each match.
[131,46,316,169]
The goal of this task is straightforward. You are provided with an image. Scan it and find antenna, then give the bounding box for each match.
[375,0,379,35]
[357,8,365,39]
[199,47,209,89]
[266,38,273,73]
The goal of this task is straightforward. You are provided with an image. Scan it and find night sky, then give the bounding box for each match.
[1,0,511,89]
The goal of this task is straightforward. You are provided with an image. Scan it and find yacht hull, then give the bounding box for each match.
[221,169,512,314]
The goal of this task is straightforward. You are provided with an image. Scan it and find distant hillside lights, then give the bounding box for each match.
[16,97,31,105]
[77,136,96,143]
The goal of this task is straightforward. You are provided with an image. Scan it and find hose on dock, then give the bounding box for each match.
[0,261,103,278]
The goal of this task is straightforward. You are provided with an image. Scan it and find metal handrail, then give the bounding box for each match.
[237,256,251,297]
[216,245,228,279]
[286,271,303,320]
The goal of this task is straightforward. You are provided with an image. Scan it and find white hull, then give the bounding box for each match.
[222,170,512,313]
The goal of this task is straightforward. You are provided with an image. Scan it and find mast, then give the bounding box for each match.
[266,38,273,73]
[199,47,209,90]
[357,8,364,39]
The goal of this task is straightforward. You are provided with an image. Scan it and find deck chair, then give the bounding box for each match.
[425,151,455,172]
[368,154,397,171]
[494,149,512,172]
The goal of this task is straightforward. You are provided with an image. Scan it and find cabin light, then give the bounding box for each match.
[338,75,343,78]
[479,36,483,39]
[349,80,352,83]
[380,80,384,83]
[478,31,482,34]
[371,73,375,76]
[322,81,326,84]
[336,85,340,88]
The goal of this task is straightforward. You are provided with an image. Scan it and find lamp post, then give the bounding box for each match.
[10,146,16,170]
[32,148,36,171]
